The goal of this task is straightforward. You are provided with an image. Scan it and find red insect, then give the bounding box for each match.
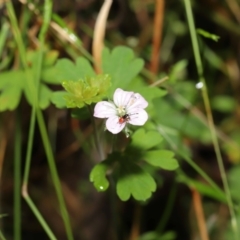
[118,114,130,124]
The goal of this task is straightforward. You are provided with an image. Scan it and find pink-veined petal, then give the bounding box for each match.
[94,101,117,118]
[128,109,148,126]
[113,88,134,107]
[127,93,148,111]
[106,115,126,134]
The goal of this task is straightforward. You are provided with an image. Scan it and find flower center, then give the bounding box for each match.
[116,105,127,116]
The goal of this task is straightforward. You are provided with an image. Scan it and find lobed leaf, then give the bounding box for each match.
[102,46,144,95]
[143,150,179,170]
[54,57,95,82]
[0,71,24,111]
[116,161,156,201]
[130,129,163,151]
[51,91,67,108]
[89,161,110,192]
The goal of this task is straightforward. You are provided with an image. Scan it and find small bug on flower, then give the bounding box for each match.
[118,114,130,124]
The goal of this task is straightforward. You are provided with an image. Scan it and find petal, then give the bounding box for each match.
[128,109,148,126]
[113,88,134,107]
[127,93,148,111]
[106,115,126,134]
[94,101,117,118]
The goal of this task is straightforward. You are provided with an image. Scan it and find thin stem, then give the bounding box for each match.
[22,191,57,240]
[7,0,73,238]
[6,0,57,238]
[0,21,9,57]
[191,188,209,240]
[22,109,36,183]
[36,110,74,240]
[14,111,22,240]
[184,0,239,238]
[5,0,28,68]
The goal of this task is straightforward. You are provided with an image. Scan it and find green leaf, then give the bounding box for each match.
[0,85,22,111]
[197,28,220,42]
[153,98,210,142]
[116,161,156,201]
[62,74,111,108]
[133,86,167,115]
[0,71,24,111]
[62,80,97,108]
[0,49,66,111]
[90,161,110,192]
[211,95,236,113]
[228,166,240,201]
[130,129,163,151]
[41,67,61,84]
[38,84,53,109]
[143,150,179,170]
[51,91,67,108]
[102,46,144,95]
[169,59,188,83]
[54,57,95,82]
[86,74,111,97]
[42,50,59,67]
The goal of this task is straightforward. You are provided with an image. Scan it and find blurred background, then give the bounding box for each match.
[0,0,240,239]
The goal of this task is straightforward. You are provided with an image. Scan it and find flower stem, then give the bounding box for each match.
[14,110,21,240]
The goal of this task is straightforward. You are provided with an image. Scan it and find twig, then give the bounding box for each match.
[149,0,165,74]
[191,188,209,240]
[92,0,112,73]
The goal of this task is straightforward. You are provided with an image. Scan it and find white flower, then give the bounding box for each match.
[94,88,148,134]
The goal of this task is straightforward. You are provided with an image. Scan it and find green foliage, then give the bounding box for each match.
[102,46,144,95]
[90,161,111,192]
[139,231,176,240]
[133,86,167,115]
[0,50,60,111]
[153,97,211,142]
[228,165,240,201]
[62,74,111,108]
[51,91,67,108]
[51,46,143,109]
[168,59,188,83]
[90,129,179,201]
[211,95,236,113]
[177,174,226,202]
[116,161,157,201]
[130,128,163,150]
[224,215,240,240]
[143,150,179,170]
[53,57,95,82]
[197,28,220,42]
